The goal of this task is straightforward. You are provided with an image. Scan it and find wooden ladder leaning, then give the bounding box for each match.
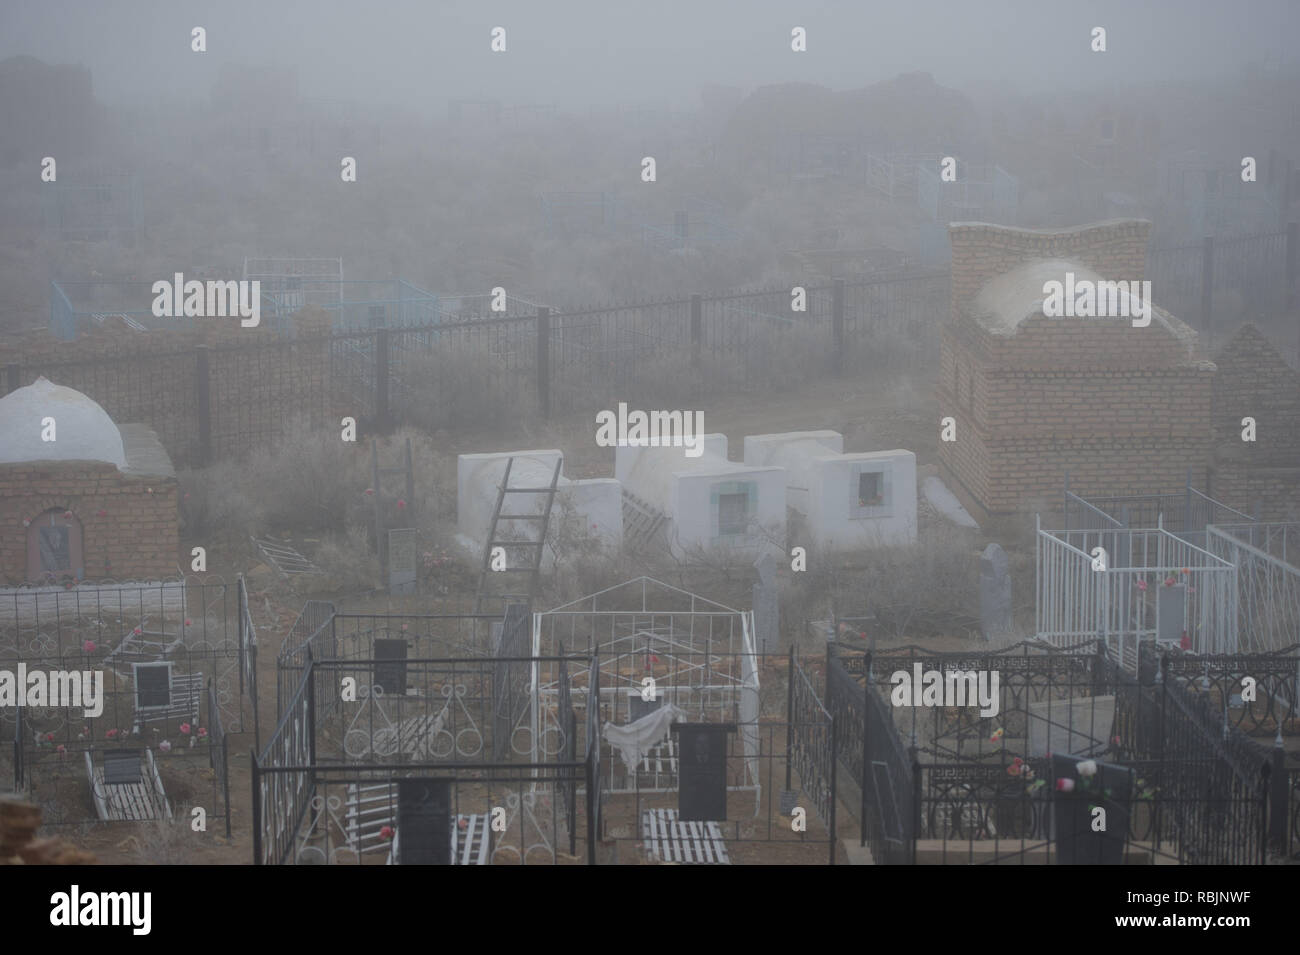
[473,456,563,616]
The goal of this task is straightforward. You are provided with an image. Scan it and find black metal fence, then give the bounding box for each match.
[9,225,1295,469]
[11,706,23,792]
[206,677,230,838]
[840,639,1286,864]
[252,650,596,865]
[275,605,503,721]
[1146,227,1295,351]
[1,577,259,799]
[786,647,837,861]
[236,575,260,753]
[829,647,915,865]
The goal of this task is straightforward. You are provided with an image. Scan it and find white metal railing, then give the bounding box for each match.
[1206,524,1300,654]
[1037,517,1239,668]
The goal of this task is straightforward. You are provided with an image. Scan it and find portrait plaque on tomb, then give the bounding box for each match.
[671,722,736,821]
[388,528,418,595]
[373,638,409,696]
[102,749,142,786]
[134,663,171,709]
[397,778,452,865]
[1050,753,1134,865]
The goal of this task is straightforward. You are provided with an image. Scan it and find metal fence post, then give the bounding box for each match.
[785,645,795,792]
[828,713,838,866]
[1200,236,1214,349]
[536,307,550,418]
[832,279,845,374]
[690,294,702,367]
[195,346,211,467]
[1269,743,1286,854]
[374,327,390,432]
[1259,762,1271,865]
[861,652,870,848]
[909,748,921,866]
[250,750,262,865]
[1287,222,1298,366]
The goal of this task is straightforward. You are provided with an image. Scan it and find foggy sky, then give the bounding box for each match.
[2,0,1297,111]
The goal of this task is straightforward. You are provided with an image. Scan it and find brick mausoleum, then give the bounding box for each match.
[937,219,1216,518]
[0,377,179,584]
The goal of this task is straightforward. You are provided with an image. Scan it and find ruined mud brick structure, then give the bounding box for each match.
[938,219,1215,518]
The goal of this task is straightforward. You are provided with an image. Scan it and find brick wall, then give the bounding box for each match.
[0,308,336,468]
[949,219,1151,319]
[0,462,179,585]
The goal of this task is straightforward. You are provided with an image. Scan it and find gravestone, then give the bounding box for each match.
[672,723,736,821]
[629,689,663,723]
[1028,695,1115,757]
[102,750,142,786]
[1156,583,1186,644]
[1050,754,1134,865]
[752,552,779,655]
[373,638,409,696]
[396,778,452,865]
[978,542,1013,640]
[388,528,418,595]
[134,664,171,709]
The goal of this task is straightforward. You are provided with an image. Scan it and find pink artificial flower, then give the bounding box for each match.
[133,627,142,635]
[197,727,208,738]
[106,729,119,739]
[180,723,191,735]
[364,488,375,496]
[56,744,67,756]
[44,732,54,742]
[63,510,74,520]
[158,740,172,753]
[379,826,394,840]
[184,618,192,627]
[396,499,406,510]
[83,640,96,653]
[1136,579,1147,591]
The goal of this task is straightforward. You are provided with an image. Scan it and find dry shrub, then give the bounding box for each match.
[308,524,382,595]
[396,340,537,434]
[180,417,370,541]
[130,816,206,865]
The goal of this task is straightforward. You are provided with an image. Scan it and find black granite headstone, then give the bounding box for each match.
[396,778,451,865]
[1051,753,1134,865]
[102,749,142,786]
[135,664,171,709]
[374,638,408,696]
[628,690,662,723]
[672,723,736,822]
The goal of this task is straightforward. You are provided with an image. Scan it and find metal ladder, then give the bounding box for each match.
[473,456,563,615]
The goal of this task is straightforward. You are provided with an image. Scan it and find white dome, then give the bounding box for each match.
[0,377,127,468]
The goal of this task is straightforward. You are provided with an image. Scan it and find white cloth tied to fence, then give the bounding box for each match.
[603,704,685,774]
